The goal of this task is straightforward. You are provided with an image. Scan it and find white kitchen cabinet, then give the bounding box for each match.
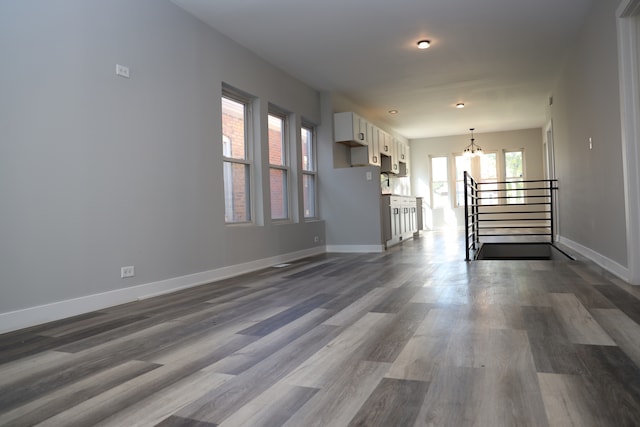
[370,126,381,166]
[350,122,381,166]
[398,144,410,176]
[381,137,399,174]
[391,138,400,174]
[335,112,408,173]
[398,140,407,163]
[380,131,392,156]
[381,195,417,247]
[334,112,369,146]
[381,138,400,174]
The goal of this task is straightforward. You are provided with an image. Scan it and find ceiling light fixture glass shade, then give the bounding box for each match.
[463,128,483,157]
[456,103,465,109]
[417,40,431,49]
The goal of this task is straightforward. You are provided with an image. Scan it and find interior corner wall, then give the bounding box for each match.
[0,0,325,330]
[550,0,628,269]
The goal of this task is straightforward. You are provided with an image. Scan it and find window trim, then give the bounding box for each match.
[503,148,526,205]
[268,109,291,222]
[301,122,318,220]
[222,89,254,224]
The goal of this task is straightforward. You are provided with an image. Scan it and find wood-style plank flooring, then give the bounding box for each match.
[2,232,640,426]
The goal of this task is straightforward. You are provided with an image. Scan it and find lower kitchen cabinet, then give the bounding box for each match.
[381,195,417,248]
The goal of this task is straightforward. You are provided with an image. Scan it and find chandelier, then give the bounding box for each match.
[463,128,483,157]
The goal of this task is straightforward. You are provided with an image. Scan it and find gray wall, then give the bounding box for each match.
[410,128,544,230]
[316,92,414,249]
[550,0,627,267]
[317,93,384,249]
[0,0,325,315]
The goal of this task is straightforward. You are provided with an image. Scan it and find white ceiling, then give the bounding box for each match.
[171,0,594,139]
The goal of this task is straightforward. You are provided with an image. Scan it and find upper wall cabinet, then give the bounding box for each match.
[381,137,400,174]
[351,123,381,166]
[335,111,408,174]
[398,145,410,176]
[398,140,408,163]
[397,140,410,176]
[380,131,392,157]
[334,112,370,147]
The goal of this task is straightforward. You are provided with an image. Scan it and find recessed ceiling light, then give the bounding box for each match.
[417,40,431,49]
[388,109,398,115]
[456,103,465,109]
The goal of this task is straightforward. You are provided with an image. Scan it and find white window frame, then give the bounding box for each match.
[222,91,253,224]
[301,123,318,219]
[268,110,290,221]
[504,149,526,204]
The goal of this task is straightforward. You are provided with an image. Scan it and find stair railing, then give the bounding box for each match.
[464,172,558,261]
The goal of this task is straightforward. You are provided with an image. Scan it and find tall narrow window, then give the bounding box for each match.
[301,124,317,218]
[431,156,449,208]
[505,150,524,204]
[222,94,251,223]
[455,155,472,207]
[479,152,498,205]
[268,113,289,220]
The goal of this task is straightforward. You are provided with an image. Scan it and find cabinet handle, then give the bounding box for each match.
[373,155,377,163]
[401,154,405,160]
[384,145,388,151]
[359,132,364,140]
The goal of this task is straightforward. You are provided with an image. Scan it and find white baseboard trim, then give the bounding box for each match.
[0,246,326,334]
[558,235,630,281]
[325,244,385,253]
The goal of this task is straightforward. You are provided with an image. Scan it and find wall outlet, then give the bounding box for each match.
[116,64,130,78]
[121,266,135,278]
[314,236,319,242]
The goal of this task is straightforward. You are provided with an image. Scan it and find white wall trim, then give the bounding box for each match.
[0,246,326,334]
[617,0,640,285]
[558,235,630,281]
[325,244,385,253]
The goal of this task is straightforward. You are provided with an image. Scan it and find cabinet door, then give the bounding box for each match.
[411,206,417,232]
[400,140,410,163]
[405,146,410,175]
[391,138,400,174]
[391,206,402,240]
[334,112,367,146]
[370,126,380,166]
[400,206,407,235]
[380,132,391,155]
[358,116,370,145]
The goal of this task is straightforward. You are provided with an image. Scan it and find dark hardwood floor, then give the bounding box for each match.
[1,232,640,426]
